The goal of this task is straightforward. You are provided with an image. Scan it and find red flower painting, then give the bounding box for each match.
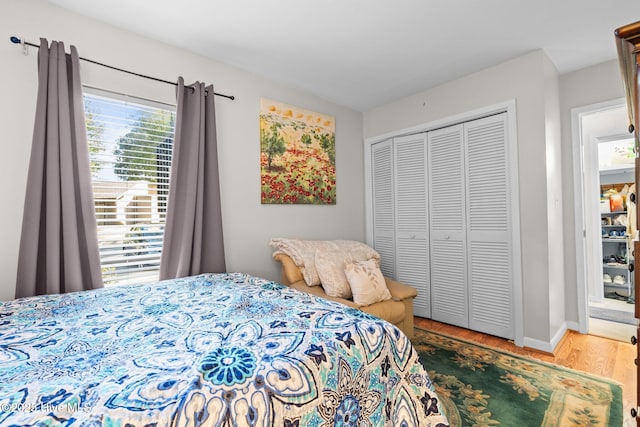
[260,98,336,204]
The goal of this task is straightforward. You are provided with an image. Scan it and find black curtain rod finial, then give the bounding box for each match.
[10,36,37,47]
[10,36,34,55]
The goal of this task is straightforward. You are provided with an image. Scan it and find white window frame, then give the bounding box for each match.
[83,86,176,287]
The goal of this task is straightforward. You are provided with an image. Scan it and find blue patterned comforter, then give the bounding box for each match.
[0,273,448,426]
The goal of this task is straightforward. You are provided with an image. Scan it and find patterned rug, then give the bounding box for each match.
[412,328,623,427]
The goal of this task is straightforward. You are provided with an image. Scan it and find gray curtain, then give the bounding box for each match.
[16,39,103,298]
[160,77,226,279]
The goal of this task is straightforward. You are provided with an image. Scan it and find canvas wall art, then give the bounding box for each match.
[260,98,336,204]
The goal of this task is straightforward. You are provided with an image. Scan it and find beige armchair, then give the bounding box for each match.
[273,253,417,338]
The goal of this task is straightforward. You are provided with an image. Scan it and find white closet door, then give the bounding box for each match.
[464,113,513,339]
[371,140,395,278]
[428,124,468,328]
[394,134,430,317]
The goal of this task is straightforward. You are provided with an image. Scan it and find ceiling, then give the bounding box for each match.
[50,0,640,112]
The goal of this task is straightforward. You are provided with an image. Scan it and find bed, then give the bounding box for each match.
[0,273,448,426]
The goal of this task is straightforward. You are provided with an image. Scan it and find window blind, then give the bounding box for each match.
[84,89,176,286]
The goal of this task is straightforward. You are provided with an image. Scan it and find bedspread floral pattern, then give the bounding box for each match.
[0,273,448,426]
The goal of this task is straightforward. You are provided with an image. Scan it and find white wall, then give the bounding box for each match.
[364,50,557,344]
[543,54,566,340]
[559,60,625,324]
[0,0,365,301]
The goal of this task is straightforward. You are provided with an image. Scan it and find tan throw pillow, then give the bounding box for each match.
[315,249,353,298]
[344,259,391,306]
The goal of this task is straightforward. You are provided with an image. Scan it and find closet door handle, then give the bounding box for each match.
[444,235,450,240]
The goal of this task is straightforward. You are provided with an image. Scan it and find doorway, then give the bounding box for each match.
[573,99,636,342]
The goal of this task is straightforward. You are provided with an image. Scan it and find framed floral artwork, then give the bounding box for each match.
[260,98,336,204]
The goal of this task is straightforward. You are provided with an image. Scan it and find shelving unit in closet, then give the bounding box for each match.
[600,181,633,300]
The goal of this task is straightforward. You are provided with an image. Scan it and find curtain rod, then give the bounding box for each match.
[10,36,235,101]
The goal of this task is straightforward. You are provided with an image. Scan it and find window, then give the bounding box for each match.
[84,88,176,286]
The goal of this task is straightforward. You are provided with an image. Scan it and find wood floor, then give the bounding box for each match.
[414,317,637,425]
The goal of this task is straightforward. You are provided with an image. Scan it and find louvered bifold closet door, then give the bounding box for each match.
[428,125,468,328]
[464,113,513,339]
[394,134,430,317]
[372,140,395,278]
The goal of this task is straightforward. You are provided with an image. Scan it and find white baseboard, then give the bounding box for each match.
[523,322,568,353]
[565,321,580,332]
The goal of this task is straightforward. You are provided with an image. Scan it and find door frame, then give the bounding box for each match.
[571,98,628,334]
[364,100,523,346]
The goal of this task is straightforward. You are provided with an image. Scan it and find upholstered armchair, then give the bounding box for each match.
[271,240,417,338]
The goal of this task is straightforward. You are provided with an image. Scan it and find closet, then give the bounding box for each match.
[369,112,516,340]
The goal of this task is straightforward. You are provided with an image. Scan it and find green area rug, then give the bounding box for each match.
[413,328,623,427]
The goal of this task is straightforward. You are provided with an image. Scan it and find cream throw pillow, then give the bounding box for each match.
[315,250,352,298]
[344,259,391,306]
